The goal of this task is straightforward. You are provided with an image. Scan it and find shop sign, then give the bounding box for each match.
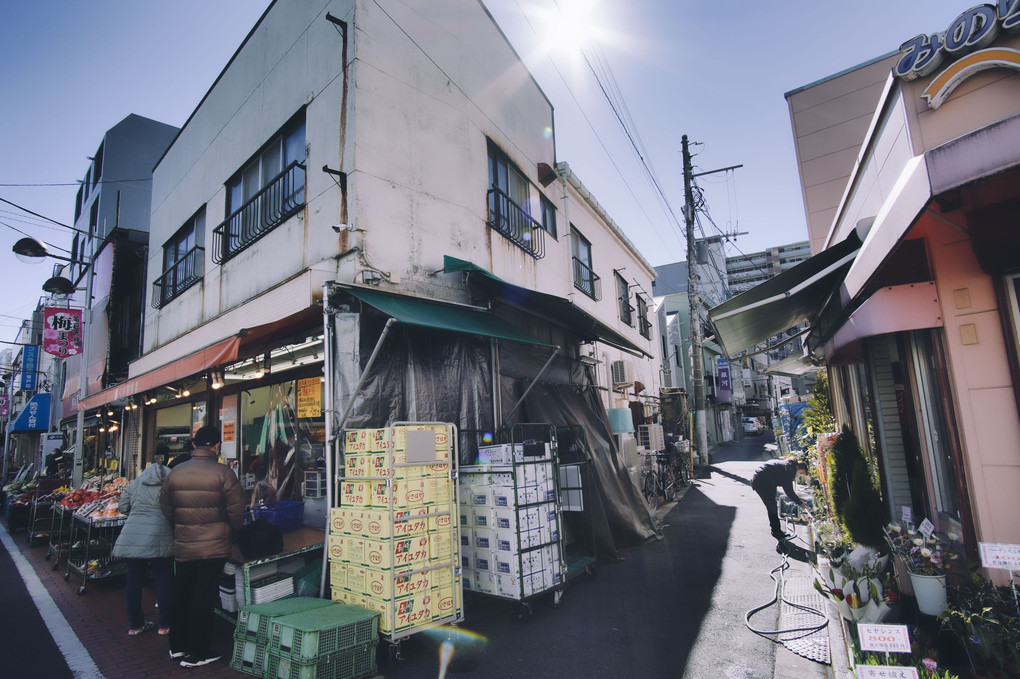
[716,357,731,391]
[297,377,321,418]
[894,2,1020,109]
[20,345,39,391]
[858,667,919,679]
[43,307,83,357]
[980,542,1020,570]
[858,624,912,654]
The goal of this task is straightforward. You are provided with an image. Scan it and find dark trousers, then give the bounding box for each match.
[169,558,226,658]
[125,557,173,629]
[753,484,784,538]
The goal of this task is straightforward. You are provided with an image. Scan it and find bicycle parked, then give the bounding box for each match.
[640,436,691,509]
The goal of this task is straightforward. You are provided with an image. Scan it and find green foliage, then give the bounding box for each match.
[842,458,887,548]
[939,572,1020,674]
[827,425,859,524]
[797,371,836,450]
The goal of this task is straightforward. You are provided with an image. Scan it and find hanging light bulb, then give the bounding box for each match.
[211,370,224,390]
[253,356,265,379]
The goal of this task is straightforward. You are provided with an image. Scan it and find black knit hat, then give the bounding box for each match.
[193,425,221,447]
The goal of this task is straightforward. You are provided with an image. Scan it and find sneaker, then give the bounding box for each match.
[158,627,170,636]
[169,650,187,660]
[180,655,221,668]
[128,621,155,636]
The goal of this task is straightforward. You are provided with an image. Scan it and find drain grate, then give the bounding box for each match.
[779,576,831,664]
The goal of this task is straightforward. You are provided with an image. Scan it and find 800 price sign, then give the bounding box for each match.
[858,624,911,654]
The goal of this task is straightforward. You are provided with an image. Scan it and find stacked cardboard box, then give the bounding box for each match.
[330,425,462,636]
[459,450,563,601]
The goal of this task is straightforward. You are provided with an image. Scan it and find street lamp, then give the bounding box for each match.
[12,236,93,487]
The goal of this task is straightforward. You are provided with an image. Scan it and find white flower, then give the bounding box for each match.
[947,532,959,542]
[920,547,932,558]
[912,538,924,547]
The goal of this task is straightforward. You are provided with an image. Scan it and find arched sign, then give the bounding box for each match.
[895,1,1020,108]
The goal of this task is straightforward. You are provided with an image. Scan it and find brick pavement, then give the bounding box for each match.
[5,517,239,679]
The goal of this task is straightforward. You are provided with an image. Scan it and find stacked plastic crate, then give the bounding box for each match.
[459,441,564,602]
[264,604,379,679]
[329,424,462,641]
[230,596,334,677]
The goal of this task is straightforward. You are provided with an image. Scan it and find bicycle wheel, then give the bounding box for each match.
[678,455,691,487]
[642,471,659,509]
[660,464,677,502]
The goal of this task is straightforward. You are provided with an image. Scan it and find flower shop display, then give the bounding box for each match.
[939,572,1020,679]
[885,523,963,616]
[814,544,894,623]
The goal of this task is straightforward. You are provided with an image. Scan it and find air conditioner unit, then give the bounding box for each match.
[637,424,664,452]
[611,359,634,386]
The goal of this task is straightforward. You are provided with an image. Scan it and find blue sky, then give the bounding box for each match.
[0,0,970,348]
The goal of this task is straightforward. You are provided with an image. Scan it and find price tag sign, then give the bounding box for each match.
[901,505,913,525]
[857,667,919,679]
[918,518,935,540]
[980,542,1020,571]
[858,624,912,654]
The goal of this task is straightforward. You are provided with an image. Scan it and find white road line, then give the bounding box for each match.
[0,528,104,679]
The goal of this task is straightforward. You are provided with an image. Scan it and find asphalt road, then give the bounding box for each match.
[383,432,787,679]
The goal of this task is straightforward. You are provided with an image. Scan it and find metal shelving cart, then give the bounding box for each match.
[460,423,566,618]
[64,513,126,595]
[331,422,463,662]
[27,495,57,547]
[554,425,597,582]
[46,504,74,568]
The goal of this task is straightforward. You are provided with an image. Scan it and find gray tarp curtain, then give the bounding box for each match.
[332,315,657,557]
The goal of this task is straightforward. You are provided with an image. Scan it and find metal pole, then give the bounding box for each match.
[682,135,709,466]
[320,283,335,599]
[72,237,96,488]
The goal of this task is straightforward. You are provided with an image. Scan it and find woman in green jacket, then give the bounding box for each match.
[111,461,175,635]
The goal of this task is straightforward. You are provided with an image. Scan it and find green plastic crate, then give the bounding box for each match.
[265,641,376,679]
[270,604,379,660]
[229,635,270,677]
[235,596,334,642]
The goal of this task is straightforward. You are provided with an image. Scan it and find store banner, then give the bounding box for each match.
[716,357,731,391]
[20,345,39,391]
[43,307,83,357]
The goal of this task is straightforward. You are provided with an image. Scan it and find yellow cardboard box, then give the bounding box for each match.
[343,428,391,453]
[341,534,430,571]
[330,507,431,538]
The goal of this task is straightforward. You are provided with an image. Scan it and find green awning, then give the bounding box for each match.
[335,284,553,347]
[443,256,651,358]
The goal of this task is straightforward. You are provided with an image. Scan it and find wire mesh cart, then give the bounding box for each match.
[46,504,74,568]
[64,513,126,595]
[555,425,597,582]
[28,495,57,547]
[330,422,463,662]
[459,423,566,618]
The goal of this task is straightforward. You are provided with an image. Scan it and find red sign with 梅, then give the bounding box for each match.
[43,307,82,357]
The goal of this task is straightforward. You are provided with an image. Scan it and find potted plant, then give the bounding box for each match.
[814,543,894,623]
[885,523,964,616]
[939,572,1020,679]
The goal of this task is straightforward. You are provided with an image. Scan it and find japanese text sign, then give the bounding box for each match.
[20,344,39,391]
[43,307,83,357]
[857,667,919,679]
[858,624,911,654]
[918,518,935,540]
[980,542,1020,571]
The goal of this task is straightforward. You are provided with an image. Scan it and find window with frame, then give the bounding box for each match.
[540,194,557,239]
[616,272,633,326]
[486,141,545,258]
[213,114,306,263]
[636,295,651,339]
[571,227,600,300]
[153,209,205,308]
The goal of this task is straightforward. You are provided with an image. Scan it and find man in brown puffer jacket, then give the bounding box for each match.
[160,425,244,668]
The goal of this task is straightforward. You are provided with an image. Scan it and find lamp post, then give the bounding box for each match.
[12,236,93,487]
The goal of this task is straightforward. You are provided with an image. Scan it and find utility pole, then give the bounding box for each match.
[682,135,708,465]
[681,134,741,466]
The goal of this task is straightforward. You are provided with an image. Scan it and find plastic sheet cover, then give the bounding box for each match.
[331,317,657,556]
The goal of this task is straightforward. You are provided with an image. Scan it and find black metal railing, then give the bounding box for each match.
[486,187,545,259]
[619,297,634,326]
[151,245,205,309]
[572,257,601,300]
[213,161,306,264]
[639,314,653,339]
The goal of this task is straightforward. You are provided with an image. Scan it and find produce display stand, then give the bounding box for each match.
[28,496,56,547]
[330,422,463,662]
[64,514,126,595]
[46,504,73,568]
[554,425,597,582]
[216,526,326,621]
[459,423,566,618]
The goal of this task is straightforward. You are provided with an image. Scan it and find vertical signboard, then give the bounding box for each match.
[20,345,39,391]
[43,307,83,357]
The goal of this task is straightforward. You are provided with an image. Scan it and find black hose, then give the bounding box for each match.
[744,523,829,641]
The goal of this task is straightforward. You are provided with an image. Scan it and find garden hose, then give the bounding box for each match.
[744,517,829,640]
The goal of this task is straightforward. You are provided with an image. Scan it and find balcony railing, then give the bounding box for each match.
[487,187,545,259]
[213,161,306,264]
[573,257,601,300]
[151,245,205,309]
[619,297,634,326]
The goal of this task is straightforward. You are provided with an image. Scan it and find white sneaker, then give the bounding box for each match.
[180,655,221,668]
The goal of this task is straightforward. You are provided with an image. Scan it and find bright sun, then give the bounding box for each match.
[534,0,607,57]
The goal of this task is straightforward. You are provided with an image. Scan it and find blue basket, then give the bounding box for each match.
[248,501,305,533]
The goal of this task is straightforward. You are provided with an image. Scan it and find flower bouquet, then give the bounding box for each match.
[884,523,962,577]
[814,544,893,623]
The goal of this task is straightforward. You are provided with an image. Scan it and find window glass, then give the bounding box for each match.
[285,123,306,166]
[261,139,282,182]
